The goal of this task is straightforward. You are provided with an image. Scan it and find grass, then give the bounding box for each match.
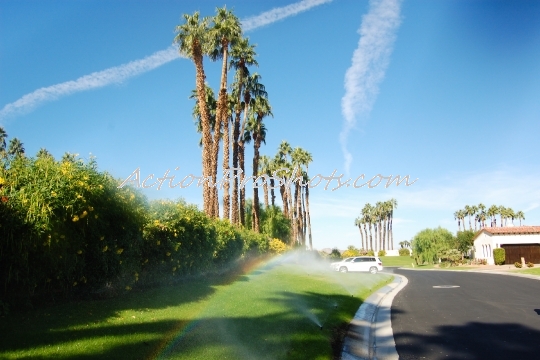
[379,256,415,267]
[379,256,479,271]
[512,267,540,276]
[0,254,392,360]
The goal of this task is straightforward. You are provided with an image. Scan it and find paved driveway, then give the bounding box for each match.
[391,269,540,360]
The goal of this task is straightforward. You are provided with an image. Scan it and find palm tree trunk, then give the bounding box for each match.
[306,186,312,250]
[231,111,240,225]
[239,141,246,226]
[222,114,231,221]
[192,43,211,215]
[252,134,261,232]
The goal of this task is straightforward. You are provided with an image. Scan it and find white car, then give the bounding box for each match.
[331,256,383,274]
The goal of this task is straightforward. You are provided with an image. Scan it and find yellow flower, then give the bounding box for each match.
[77,194,82,199]
[51,191,57,197]
[166,252,171,256]
[99,185,103,190]
[172,267,177,272]
[125,286,131,291]
[95,214,99,219]
[80,211,88,219]
[100,236,105,241]
[102,246,108,252]
[72,215,79,222]
[73,282,77,286]
[88,206,94,211]
[77,250,82,254]
[156,240,160,246]
[116,248,124,254]
[0,177,5,185]
[119,260,122,264]
[130,194,135,200]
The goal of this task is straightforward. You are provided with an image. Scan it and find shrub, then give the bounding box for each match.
[367,250,375,256]
[378,250,386,257]
[269,238,288,254]
[527,262,534,268]
[515,262,522,268]
[493,248,505,265]
[398,248,410,256]
[329,248,341,260]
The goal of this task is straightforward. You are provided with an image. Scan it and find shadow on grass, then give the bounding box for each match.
[0,257,388,360]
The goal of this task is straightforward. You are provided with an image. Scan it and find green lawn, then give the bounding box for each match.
[379,256,415,267]
[512,267,540,276]
[0,255,392,360]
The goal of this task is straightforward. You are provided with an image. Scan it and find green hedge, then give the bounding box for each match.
[398,248,410,256]
[493,248,505,265]
[0,155,270,310]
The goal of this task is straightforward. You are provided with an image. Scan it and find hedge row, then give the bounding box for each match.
[0,155,269,310]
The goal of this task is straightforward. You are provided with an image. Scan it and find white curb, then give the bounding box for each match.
[341,273,408,360]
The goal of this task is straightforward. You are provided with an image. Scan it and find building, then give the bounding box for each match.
[473,226,540,265]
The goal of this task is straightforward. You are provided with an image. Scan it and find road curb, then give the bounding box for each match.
[341,273,409,360]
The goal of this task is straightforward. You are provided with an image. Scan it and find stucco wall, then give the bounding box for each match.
[474,232,540,265]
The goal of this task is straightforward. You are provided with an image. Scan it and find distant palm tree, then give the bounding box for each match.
[487,205,498,227]
[7,138,25,158]
[470,205,478,231]
[516,210,525,226]
[355,217,365,250]
[388,198,398,250]
[477,203,486,228]
[0,127,7,160]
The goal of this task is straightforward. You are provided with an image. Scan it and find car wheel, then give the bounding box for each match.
[339,267,348,273]
[369,267,378,274]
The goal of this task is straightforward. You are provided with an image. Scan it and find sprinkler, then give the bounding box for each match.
[320,326,323,330]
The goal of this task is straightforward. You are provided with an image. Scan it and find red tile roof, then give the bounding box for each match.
[481,226,540,235]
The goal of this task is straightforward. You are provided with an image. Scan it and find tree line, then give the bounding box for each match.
[354,199,398,252]
[176,7,313,248]
[453,204,525,232]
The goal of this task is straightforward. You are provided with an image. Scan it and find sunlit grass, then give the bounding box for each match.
[0,254,392,359]
[512,267,540,276]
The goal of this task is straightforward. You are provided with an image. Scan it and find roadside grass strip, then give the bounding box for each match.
[0,255,392,359]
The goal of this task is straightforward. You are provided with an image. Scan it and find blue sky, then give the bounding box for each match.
[1,0,540,250]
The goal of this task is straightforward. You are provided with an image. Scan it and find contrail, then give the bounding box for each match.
[241,0,332,31]
[340,0,402,174]
[0,0,331,123]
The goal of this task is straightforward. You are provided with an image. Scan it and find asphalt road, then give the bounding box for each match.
[389,269,540,360]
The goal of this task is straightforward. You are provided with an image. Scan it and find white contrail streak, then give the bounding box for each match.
[0,0,331,123]
[241,0,332,31]
[340,0,402,174]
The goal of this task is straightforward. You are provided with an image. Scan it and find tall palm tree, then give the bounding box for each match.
[174,12,213,215]
[250,96,272,232]
[222,94,236,221]
[208,7,242,218]
[464,205,473,230]
[229,37,257,225]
